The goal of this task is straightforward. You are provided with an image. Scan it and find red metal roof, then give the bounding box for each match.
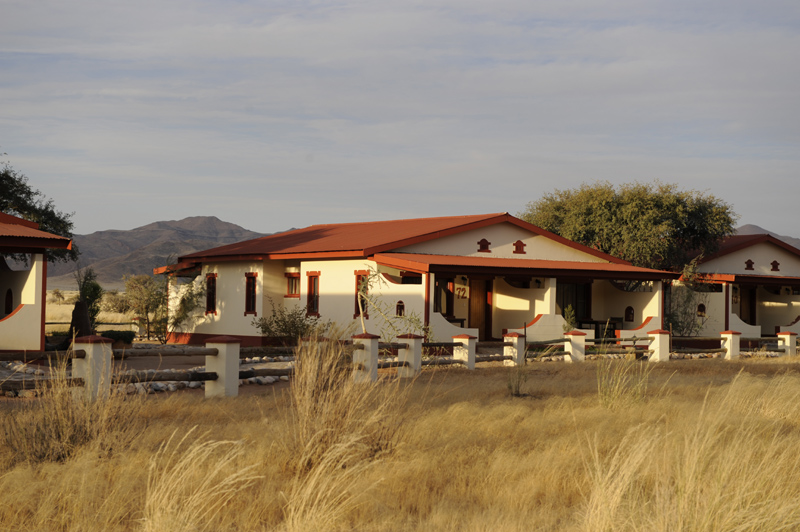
[178,213,628,264]
[0,213,72,250]
[372,253,678,280]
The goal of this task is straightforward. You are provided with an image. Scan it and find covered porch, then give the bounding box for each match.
[372,253,676,341]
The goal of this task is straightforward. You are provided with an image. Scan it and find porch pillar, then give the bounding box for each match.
[721,331,741,360]
[72,336,113,401]
[647,329,670,362]
[205,336,240,398]
[777,332,797,357]
[564,331,586,362]
[543,277,557,315]
[453,334,477,370]
[396,334,423,378]
[353,333,380,383]
[503,332,526,366]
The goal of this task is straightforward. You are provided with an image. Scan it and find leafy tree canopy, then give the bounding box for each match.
[518,181,738,271]
[0,161,78,263]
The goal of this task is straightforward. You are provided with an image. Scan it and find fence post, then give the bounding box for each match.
[205,336,241,398]
[503,332,526,366]
[396,334,423,378]
[72,335,113,401]
[353,333,380,383]
[720,331,741,360]
[453,334,477,370]
[564,331,586,362]
[777,332,797,357]
[647,329,670,362]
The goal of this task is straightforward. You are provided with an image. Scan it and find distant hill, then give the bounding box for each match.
[736,224,800,250]
[47,216,269,290]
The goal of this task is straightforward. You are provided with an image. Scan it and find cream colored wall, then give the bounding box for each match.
[395,223,607,262]
[700,242,800,277]
[492,277,550,337]
[695,289,727,336]
[177,261,264,338]
[754,286,800,335]
[0,254,44,351]
[591,280,662,329]
[300,259,427,337]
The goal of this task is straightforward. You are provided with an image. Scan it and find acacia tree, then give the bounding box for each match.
[518,181,737,272]
[0,162,78,263]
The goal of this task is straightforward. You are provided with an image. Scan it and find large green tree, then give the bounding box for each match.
[0,161,78,263]
[518,181,738,271]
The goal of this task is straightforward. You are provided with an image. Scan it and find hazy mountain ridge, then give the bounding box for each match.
[47,216,269,289]
[736,224,800,250]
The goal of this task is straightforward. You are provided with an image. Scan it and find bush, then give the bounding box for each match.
[101,330,136,344]
[253,298,330,342]
[101,290,130,314]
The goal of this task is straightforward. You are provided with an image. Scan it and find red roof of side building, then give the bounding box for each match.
[0,212,73,250]
[175,213,629,264]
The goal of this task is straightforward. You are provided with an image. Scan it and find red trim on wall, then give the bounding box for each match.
[724,283,730,331]
[167,331,268,348]
[513,240,526,254]
[244,272,258,316]
[477,238,491,253]
[424,273,430,330]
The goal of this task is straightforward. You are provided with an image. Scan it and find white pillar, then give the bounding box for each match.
[721,330,741,360]
[453,334,477,370]
[503,332,526,366]
[396,334,423,378]
[353,333,380,383]
[72,335,113,401]
[543,277,557,315]
[777,332,797,357]
[205,336,241,398]
[647,329,670,362]
[564,331,586,362]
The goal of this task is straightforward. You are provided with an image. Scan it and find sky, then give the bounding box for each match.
[1,0,799,237]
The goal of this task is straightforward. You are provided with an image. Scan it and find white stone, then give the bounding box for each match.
[167,383,178,392]
[280,375,289,382]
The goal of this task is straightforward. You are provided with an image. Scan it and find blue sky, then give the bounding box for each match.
[2,0,799,236]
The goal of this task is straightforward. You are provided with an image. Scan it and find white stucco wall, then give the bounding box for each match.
[700,242,800,277]
[0,254,44,351]
[395,222,607,262]
[591,280,662,330]
[492,277,551,337]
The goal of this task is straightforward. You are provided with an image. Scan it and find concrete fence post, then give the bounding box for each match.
[205,336,241,398]
[72,335,113,401]
[564,331,586,362]
[720,331,741,360]
[396,334,423,378]
[777,332,797,357]
[353,333,380,383]
[453,334,477,370]
[647,330,671,362]
[503,332,526,366]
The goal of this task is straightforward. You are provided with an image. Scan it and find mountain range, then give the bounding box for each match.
[44,218,799,291]
[47,217,270,290]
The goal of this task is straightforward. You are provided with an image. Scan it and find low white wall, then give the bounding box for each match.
[0,254,44,351]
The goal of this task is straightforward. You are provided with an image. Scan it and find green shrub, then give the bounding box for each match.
[102,330,136,344]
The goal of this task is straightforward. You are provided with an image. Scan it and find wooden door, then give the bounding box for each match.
[468,279,491,340]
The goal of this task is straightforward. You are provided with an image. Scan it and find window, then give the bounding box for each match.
[244,272,258,316]
[307,271,320,316]
[624,306,634,322]
[477,238,491,253]
[285,273,300,298]
[745,259,754,271]
[772,261,781,272]
[205,273,217,315]
[697,303,706,317]
[396,300,405,317]
[354,270,368,319]
[513,240,526,254]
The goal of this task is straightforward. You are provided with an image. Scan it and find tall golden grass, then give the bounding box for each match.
[2,351,800,530]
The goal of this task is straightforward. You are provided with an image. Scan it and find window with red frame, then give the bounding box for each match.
[205,273,217,314]
[244,272,258,315]
[307,272,320,316]
[285,272,300,298]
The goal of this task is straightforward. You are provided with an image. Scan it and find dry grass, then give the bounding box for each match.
[2,356,800,531]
